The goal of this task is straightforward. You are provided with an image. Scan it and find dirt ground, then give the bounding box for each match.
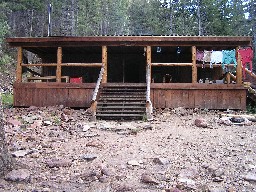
[1,106,256,192]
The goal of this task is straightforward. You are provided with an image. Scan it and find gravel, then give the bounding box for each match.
[2,106,256,191]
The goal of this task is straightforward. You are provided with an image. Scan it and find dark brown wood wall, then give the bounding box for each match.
[14,82,246,110]
[14,83,95,107]
[151,83,246,110]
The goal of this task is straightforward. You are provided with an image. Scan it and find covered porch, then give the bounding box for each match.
[7,36,251,118]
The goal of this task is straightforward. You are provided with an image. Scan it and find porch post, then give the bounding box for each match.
[146,46,151,82]
[56,47,62,83]
[16,47,23,83]
[146,46,153,120]
[192,46,197,83]
[102,46,107,83]
[236,48,242,84]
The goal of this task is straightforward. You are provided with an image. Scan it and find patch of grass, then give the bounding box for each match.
[1,93,13,108]
[246,103,256,114]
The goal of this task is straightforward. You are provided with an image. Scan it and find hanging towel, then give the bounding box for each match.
[222,49,237,69]
[196,50,204,62]
[238,47,253,77]
[203,50,212,63]
[210,51,223,68]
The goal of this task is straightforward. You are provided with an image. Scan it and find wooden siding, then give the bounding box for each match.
[14,83,95,107]
[14,82,246,110]
[151,83,246,110]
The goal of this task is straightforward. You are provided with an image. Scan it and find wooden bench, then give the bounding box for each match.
[27,76,70,83]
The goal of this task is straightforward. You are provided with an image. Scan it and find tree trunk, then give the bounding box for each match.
[169,1,173,35]
[0,93,13,176]
[197,0,202,36]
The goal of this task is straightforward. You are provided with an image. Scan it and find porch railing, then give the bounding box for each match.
[146,64,153,120]
[90,66,104,120]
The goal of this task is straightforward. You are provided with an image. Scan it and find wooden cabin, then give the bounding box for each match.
[6,36,253,119]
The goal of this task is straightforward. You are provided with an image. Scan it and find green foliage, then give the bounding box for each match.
[0,54,12,67]
[1,93,13,108]
[247,103,256,114]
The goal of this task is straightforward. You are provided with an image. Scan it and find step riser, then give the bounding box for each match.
[96,85,147,120]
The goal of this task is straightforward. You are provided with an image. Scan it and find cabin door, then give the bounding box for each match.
[108,46,146,83]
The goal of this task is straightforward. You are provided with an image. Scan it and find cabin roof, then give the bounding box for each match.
[6,36,252,47]
[6,36,252,55]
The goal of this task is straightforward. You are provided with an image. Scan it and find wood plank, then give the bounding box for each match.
[192,46,197,83]
[152,63,192,66]
[56,47,62,83]
[21,63,57,66]
[7,36,252,48]
[61,63,102,67]
[16,47,23,82]
[27,76,69,82]
[196,64,236,68]
[14,82,96,89]
[102,46,107,83]
[151,83,245,90]
[236,49,242,85]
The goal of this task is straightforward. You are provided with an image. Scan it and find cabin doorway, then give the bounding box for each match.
[108,46,146,83]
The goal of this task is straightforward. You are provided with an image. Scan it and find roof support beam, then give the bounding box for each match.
[56,47,62,83]
[16,47,23,83]
[236,47,242,85]
[102,46,107,83]
[192,46,197,83]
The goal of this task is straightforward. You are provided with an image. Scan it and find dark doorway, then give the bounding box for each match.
[108,46,146,83]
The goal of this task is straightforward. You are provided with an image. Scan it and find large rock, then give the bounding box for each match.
[141,173,159,185]
[5,169,31,182]
[194,118,208,128]
[243,172,256,182]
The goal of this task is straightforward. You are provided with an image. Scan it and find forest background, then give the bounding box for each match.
[0,0,255,67]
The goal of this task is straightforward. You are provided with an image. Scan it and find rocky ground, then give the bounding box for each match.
[0,106,255,192]
[0,63,15,94]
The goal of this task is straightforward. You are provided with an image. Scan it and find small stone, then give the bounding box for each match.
[61,113,69,122]
[8,119,21,127]
[208,187,226,192]
[12,150,33,158]
[179,168,199,179]
[5,169,31,182]
[212,176,224,182]
[243,173,256,182]
[46,159,72,168]
[43,120,52,126]
[101,167,115,176]
[114,184,133,192]
[127,160,141,166]
[194,119,208,128]
[99,175,111,183]
[177,177,196,189]
[80,154,97,161]
[141,173,159,185]
[219,117,232,126]
[82,124,90,132]
[86,140,104,148]
[153,157,170,165]
[143,124,153,130]
[213,169,224,177]
[165,188,183,192]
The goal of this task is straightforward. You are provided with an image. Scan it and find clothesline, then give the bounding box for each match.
[196,47,254,77]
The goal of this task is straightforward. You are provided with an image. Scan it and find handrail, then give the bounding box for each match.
[91,66,104,102]
[146,64,153,120]
[245,68,256,80]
